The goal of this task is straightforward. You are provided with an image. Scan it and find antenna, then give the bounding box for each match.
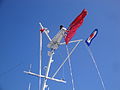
[39,22,44,29]
[29,64,32,72]
[28,83,31,90]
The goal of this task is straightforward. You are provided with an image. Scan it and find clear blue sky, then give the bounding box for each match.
[0,0,120,90]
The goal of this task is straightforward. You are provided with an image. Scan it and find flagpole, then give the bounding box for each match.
[39,24,43,90]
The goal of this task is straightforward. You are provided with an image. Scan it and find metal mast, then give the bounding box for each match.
[42,50,54,90]
[39,22,43,90]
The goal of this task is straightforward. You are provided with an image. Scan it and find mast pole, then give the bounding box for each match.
[39,22,44,90]
[42,50,54,90]
[39,31,42,90]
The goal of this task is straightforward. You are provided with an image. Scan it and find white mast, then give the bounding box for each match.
[39,22,43,90]
[42,50,54,90]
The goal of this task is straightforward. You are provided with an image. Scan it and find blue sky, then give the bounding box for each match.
[0,0,120,90]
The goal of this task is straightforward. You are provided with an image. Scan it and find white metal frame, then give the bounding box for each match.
[24,23,83,90]
[24,23,106,90]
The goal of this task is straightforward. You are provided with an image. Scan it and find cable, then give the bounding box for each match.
[84,42,106,90]
[66,45,75,90]
[52,41,81,78]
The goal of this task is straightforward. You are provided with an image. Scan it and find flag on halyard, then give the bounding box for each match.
[85,29,98,46]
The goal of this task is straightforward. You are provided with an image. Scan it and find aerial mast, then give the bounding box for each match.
[24,9,106,90]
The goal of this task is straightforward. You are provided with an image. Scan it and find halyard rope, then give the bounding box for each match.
[84,42,106,90]
[66,45,75,90]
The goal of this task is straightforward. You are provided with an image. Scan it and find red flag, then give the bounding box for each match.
[65,9,88,44]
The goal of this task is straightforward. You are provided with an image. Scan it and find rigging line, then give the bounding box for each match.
[62,64,65,80]
[52,41,81,78]
[66,45,75,90]
[39,31,42,90]
[84,42,106,90]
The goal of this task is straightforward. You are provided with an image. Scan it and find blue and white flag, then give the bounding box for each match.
[85,29,98,46]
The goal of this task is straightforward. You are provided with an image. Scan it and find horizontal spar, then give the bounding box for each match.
[59,39,83,45]
[24,71,66,83]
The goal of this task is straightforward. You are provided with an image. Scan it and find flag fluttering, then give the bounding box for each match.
[85,29,98,46]
[65,9,88,44]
